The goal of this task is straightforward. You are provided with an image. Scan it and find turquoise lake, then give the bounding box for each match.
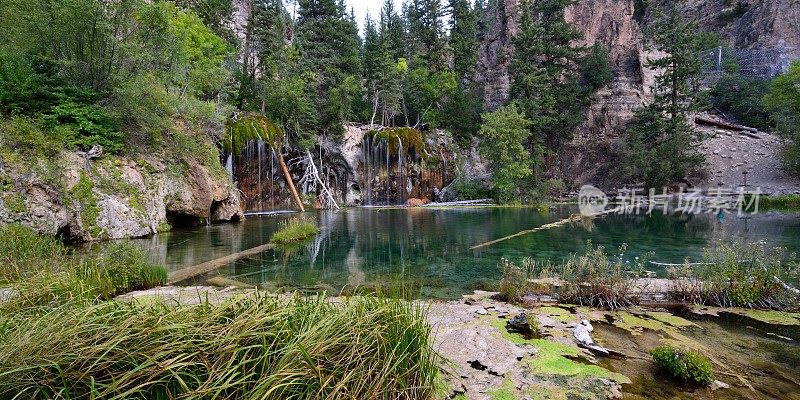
[132,207,800,298]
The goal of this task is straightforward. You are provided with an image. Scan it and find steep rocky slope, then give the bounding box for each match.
[476,0,800,191]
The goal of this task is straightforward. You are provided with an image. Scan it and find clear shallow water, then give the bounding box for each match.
[131,207,800,298]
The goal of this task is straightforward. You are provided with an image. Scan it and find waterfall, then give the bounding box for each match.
[257,140,264,211]
[225,153,233,177]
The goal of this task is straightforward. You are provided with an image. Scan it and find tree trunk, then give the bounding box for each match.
[276,150,305,212]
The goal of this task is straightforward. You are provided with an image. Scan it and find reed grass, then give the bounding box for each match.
[271,216,319,244]
[500,242,647,309]
[668,240,799,310]
[0,225,167,313]
[758,194,800,211]
[0,294,440,400]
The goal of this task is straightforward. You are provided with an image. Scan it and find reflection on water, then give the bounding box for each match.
[131,207,800,298]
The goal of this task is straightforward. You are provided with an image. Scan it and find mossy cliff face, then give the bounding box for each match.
[0,150,243,242]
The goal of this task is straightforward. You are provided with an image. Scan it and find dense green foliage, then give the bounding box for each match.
[709,74,771,130]
[764,61,800,174]
[510,0,588,150]
[477,104,537,202]
[0,0,233,160]
[619,5,704,188]
[759,194,800,210]
[650,346,715,386]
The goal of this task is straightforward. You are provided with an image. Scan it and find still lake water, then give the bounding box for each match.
[133,207,800,298]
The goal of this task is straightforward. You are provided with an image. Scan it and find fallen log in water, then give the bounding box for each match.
[469,207,621,250]
[168,243,275,284]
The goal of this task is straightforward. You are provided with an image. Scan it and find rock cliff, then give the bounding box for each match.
[476,0,800,190]
[0,150,243,242]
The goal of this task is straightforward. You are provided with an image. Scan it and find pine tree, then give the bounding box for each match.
[509,0,587,151]
[380,0,406,62]
[296,0,362,135]
[619,5,704,188]
[449,0,478,83]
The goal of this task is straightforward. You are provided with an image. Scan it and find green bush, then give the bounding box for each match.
[0,116,63,158]
[759,194,800,210]
[0,294,439,399]
[43,100,124,154]
[650,345,714,386]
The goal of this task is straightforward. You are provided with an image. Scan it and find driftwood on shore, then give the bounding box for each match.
[695,116,761,139]
[168,243,275,284]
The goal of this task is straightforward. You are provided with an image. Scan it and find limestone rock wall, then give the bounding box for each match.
[0,152,243,242]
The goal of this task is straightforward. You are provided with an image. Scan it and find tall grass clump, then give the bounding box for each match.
[0,294,440,400]
[271,216,319,244]
[499,242,647,309]
[0,225,167,313]
[668,240,799,310]
[0,224,64,283]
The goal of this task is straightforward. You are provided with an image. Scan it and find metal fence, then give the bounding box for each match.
[698,40,794,85]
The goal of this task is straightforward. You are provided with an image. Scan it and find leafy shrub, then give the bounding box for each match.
[0,295,439,399]
[650,345,714,386]
[764,61,800,174]
[42,100,124,153]
[271,216,319,244]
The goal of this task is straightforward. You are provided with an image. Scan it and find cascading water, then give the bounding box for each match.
[230,126,458,211]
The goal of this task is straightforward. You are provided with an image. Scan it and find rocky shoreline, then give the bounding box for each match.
[117,286,800,400]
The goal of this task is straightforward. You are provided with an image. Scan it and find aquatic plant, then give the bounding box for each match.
[650,345,714,386]
[669,240,799,310]
[0,294,440,399]
[501,242,647,309]
[271,216,319,244]
[370,127,427,157]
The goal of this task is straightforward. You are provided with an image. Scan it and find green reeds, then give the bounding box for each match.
[500,242,647,309]
[758,194,800,211]
[0,294,440,399]
[669,240,799,310]
[0,225,167,312]
[271,216,319,244]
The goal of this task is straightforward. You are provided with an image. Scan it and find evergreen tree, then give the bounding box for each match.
[619,5,704,188]
[380,0,406,62]
[296,0,362,136]
[449,0,478,83]
[509,0,587,151]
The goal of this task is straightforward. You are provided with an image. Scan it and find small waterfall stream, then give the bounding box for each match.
[230,127,456,211]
